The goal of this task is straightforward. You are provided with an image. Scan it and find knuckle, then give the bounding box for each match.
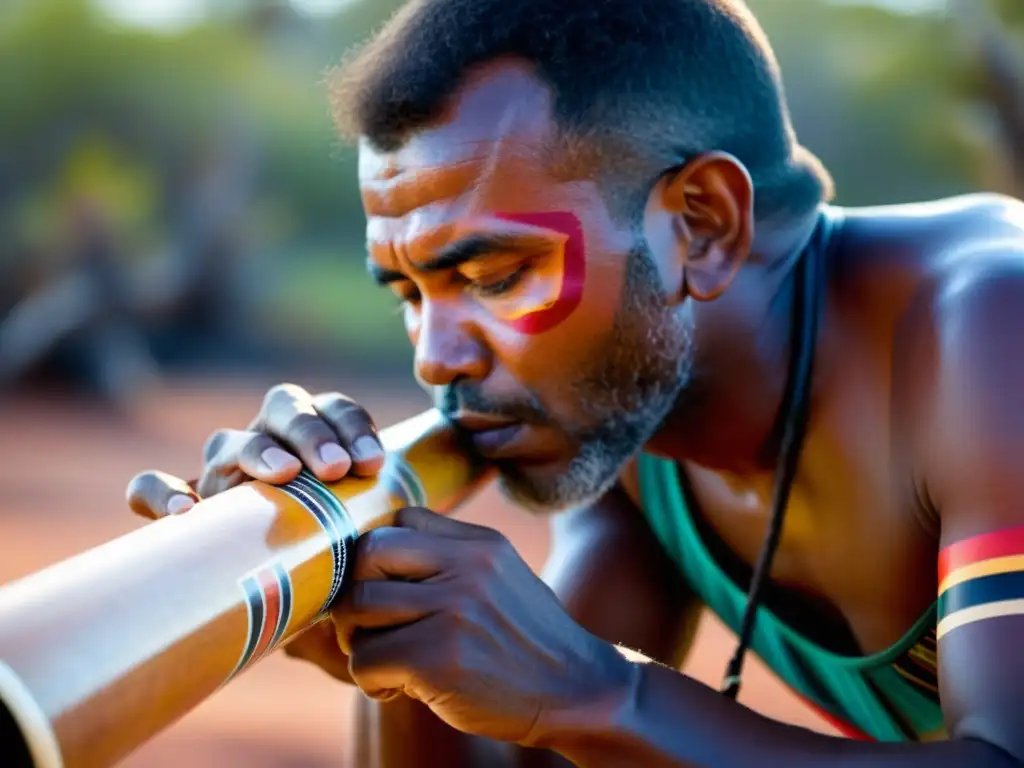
[202,428,233,465]
[125,471,159,510]
[263,382,305,410]
[473,540,503,569]
[484,525,509,545]
[487,534,514,562]
[450,592,478,622]
[355,528,382,558]
[284,412,334,447]
[394,506,421,528]
[315,392,362,420]
[239,430,275,458]
[259,383,308,428]
[135,471,166,501]
[355,527,395,566]
[126,470,189,517]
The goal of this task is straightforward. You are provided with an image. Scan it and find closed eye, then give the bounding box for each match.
[390,283,421,312]
[469,264,529,298]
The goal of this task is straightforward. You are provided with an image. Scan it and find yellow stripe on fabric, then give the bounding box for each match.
[939,554,1024,595]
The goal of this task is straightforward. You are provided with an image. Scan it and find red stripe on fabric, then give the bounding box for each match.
[938,526,1024,583]
[251,568,282,661]
[793,691,874,741]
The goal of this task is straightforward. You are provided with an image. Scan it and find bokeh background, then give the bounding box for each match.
[0,0,1021,765]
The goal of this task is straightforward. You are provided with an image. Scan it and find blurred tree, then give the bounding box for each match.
[1,0,1021,376]
[948,0,1023,194]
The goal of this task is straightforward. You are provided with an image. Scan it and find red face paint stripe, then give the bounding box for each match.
[937,526,1024,584]
[493,211,585,335]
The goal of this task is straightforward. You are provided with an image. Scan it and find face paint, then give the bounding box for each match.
[937,525,1024,640]
[491,211,585,335]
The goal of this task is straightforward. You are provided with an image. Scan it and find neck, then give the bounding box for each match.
[646,208,827,475]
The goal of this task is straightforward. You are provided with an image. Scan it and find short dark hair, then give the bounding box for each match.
[329,0,833,225]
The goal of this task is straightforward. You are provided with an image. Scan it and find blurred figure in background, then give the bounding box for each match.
[0,195,160,408]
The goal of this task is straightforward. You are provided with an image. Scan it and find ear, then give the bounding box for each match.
[650,152,754,302]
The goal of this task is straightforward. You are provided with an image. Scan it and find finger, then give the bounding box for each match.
[331,580,444,654]
[235,431,305,484]
[126,470,201,519]
[259,383,352,482]
[197,428,300,497]
[282,620,354,684]
[394,506,502,541]
[312,392,385,478]
[348,620,433,701]
[352,527,452,582]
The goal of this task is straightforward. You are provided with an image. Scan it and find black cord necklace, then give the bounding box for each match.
[719,212,828,701]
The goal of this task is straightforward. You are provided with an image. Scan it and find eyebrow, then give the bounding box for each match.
[366,231,550,285]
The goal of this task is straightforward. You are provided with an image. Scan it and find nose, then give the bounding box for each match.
[413,299,491,388]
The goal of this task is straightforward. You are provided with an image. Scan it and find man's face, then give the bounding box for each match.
[359,62,694,513]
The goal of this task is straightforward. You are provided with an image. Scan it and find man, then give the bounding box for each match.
[126,0,1024,764]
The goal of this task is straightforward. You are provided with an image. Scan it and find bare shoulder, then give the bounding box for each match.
[840,192,1024,240]
[836,192,1023,274]
[890,193,1024,350]
[836,192,1024,337]
[887,196,1024,505]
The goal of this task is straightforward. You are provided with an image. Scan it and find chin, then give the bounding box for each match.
[493,454,621,515]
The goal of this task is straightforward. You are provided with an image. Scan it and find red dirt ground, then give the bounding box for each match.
[0,379,837,766]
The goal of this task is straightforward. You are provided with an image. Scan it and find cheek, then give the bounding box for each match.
[483,306,613,394]
[481,250,626,391]
[492,211,585,335]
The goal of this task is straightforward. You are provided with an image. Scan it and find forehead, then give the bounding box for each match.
[358,62,566,225]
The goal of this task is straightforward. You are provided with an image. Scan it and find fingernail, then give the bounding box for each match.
[318,442,350,467]
[351,436,384,462]
[167,495,195,515]
[262,447,299,473]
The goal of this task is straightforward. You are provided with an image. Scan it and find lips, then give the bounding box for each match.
[451,413,524,456]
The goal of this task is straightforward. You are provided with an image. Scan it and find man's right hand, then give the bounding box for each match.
[124,382,388,683]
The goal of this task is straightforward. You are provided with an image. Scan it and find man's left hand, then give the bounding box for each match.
[329,506,634,745]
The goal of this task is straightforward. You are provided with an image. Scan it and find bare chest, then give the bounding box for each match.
[682,392,938,656]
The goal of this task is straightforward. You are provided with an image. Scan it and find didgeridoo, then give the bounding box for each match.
[0,409,493,768]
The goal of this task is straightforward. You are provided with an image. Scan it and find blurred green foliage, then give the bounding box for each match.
[1,0,1020,364]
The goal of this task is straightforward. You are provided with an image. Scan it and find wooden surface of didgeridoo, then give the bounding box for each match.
[0,409,493,768]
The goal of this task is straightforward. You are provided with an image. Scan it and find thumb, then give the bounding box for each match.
[125,470,200,520]
[283,620,354,684]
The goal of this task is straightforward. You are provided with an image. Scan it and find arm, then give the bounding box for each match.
[352,480,702,768]
[534,257,1024,767]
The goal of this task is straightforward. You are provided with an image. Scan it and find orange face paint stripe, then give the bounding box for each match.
[493,211,585,334]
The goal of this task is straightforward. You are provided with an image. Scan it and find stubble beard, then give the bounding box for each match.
[498,243,696,514]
